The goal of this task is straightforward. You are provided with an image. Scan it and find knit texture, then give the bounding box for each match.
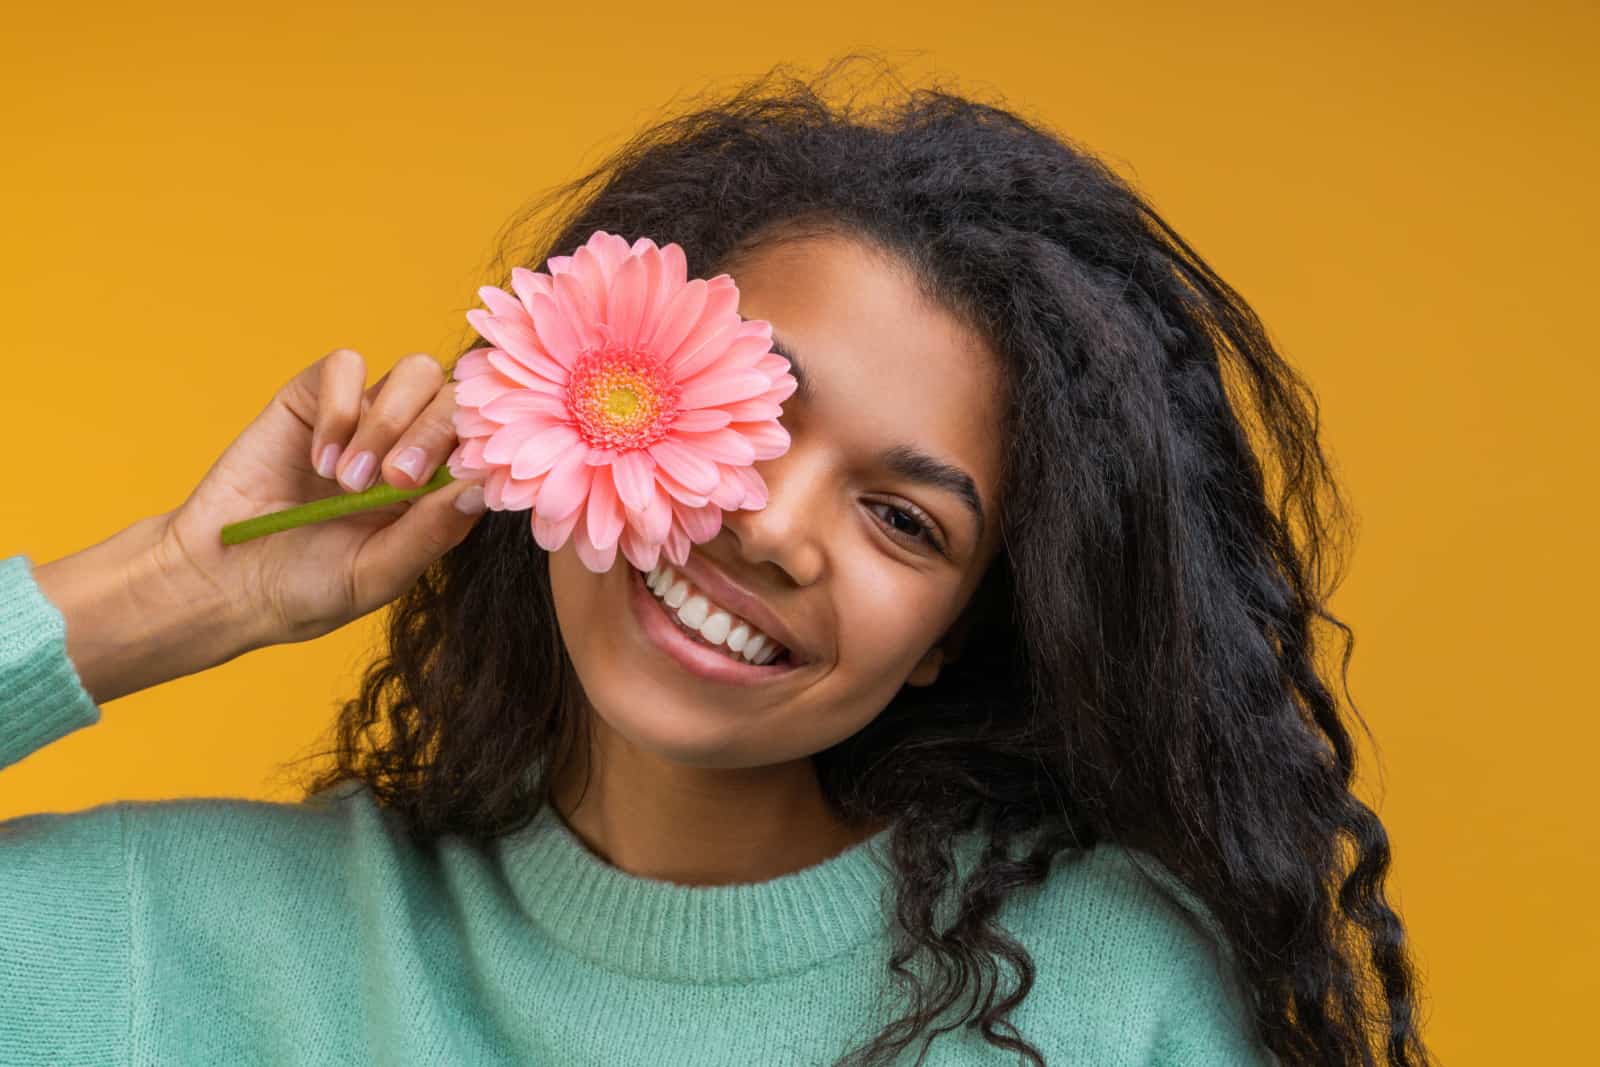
[0,552,1275,1065]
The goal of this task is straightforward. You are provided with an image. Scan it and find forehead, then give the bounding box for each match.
[725,234,1005,534]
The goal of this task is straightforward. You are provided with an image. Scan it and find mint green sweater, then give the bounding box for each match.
[0,553,1273,1065]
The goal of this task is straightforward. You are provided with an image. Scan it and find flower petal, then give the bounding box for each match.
[469,310,569,384]
[535,448,594,521]
[477,284,527,323]
[501,474,542,510]
[665,279,740,370]
[510,267,554,320]
[482,418,552,465]
[668,408,732,432]
[573,516,620,573]
[569,244,610,321]
[671,427,756,466]
[619,526,663,573]
[483,348,562,392]
[627,481,674,543]
[731,465,769,509]
[678,370,774,410]
[644,277,708,359]
[528,292,584,369]
[606,254,648,350]
[670,320,743,382]
[657,242,688,301]
[455,371,524,409]
[664,522,691,567]
[717,398,782,422]
[585,464,625,552]
[735,421,791,461]
[511,423,582,479]
[708,466,745,510]
[532,504,582,552]
[655,468,710,508]
[673,499,724,543]
[451,346,495,381]
[552,270,603,354]
[611,448,656,512]
[647,438,719,494]
[480,390,568,424]
[483,466,512,509]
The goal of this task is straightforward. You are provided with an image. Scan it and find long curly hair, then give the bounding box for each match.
[296,55,1433,1067]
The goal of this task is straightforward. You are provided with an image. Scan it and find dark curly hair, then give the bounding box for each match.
[296,54,1433,1067]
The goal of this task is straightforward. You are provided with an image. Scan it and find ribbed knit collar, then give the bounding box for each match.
[497,804,899,983]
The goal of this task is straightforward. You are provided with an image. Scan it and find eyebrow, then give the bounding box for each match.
[768,332,987,543]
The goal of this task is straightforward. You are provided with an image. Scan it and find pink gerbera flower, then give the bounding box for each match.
[445,230,797,574]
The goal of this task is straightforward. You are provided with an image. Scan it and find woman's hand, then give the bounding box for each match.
[154,348,487,651]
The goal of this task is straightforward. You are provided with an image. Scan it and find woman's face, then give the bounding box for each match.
[548,233,1006,770]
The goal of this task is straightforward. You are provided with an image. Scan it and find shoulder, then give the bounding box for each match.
[993,839,1275,1064]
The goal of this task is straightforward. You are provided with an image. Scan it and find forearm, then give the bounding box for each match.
[33,513,247,705]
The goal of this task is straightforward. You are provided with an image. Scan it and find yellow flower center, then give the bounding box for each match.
[566,346,681,451]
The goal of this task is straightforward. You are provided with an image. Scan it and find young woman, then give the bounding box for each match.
[1,61,1433,1066]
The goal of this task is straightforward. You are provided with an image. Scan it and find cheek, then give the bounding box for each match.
[832,563,946,691]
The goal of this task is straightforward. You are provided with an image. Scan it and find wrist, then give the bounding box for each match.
[34,513,251,705]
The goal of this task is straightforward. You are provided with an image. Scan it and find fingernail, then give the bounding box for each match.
[391,446,426,482]
[341,451,376,492]
[454,485,486,515]
[315,443,341,480]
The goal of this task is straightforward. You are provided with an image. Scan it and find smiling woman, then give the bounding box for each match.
[0,55,1433,1067]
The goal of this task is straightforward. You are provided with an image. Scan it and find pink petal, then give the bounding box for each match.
[619,526,663,573]
[535,449,594,521]
[755,353,792,377]
[468,311,569,384]
[552,270,603,353]
[451,347,495,380]
[657,243,687,302]
[569,245,610,321]
[487,348,565,392]
[644,277,708,359]
[664,523,691,567]
[670,427,756,466]
[647,438,719,494]
[457,436,488,469]
[479,390,569,424]
[529,292,584,368]
[477,284,526,323]
[636,246,663,343]
[454,410,500,437]
[455,371,524,409]
[510,267,555,320]
[673,499,724,543]
[625,482,674,543]
[678,370,774,410]
[735,421,791,461]
[545,255,575,275]
[511,423,582,479]
[665,279,740,370]
[484,466,512,509]
[573,517,619,573]
[731,465,769,509]
[482,419,550,465]
[501,474,542,510]
[629,236,658,257]
[607,255,648,350]
[670,320,743,382]
[611,448,656,512]
[708,466,745,510]
[717,398,782,422]
[669,408,732,432]
[590,232,632,283]
[584,447,618,466]
[585,464,625,552]
[761,374,799,405]
[656,469,710,508]
[532,504,582,552]
[688,327,773,376]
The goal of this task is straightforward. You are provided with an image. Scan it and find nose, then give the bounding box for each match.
[720,447,828,587]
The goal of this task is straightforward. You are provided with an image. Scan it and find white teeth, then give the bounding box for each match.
[699,610,733,644]
[677,594,710,628]
[639,565,791,666]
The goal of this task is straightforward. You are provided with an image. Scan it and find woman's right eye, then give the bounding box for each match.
[866,500,946,556]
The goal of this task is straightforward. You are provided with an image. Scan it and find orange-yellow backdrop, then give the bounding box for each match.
[4,2,1593,1062]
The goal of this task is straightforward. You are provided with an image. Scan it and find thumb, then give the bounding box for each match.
[353,478,487,609]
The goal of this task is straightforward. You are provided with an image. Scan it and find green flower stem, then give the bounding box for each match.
[219,465,458,546]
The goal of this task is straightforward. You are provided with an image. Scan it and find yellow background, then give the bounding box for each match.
[3,2,1593,1061]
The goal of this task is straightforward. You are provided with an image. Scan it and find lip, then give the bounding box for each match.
[627,562,805,686]
[669,550,811,665]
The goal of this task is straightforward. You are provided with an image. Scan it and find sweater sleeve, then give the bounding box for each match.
[0,553,132,1065]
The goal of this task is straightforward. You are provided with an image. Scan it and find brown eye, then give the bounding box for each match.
[868,500,946,555]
